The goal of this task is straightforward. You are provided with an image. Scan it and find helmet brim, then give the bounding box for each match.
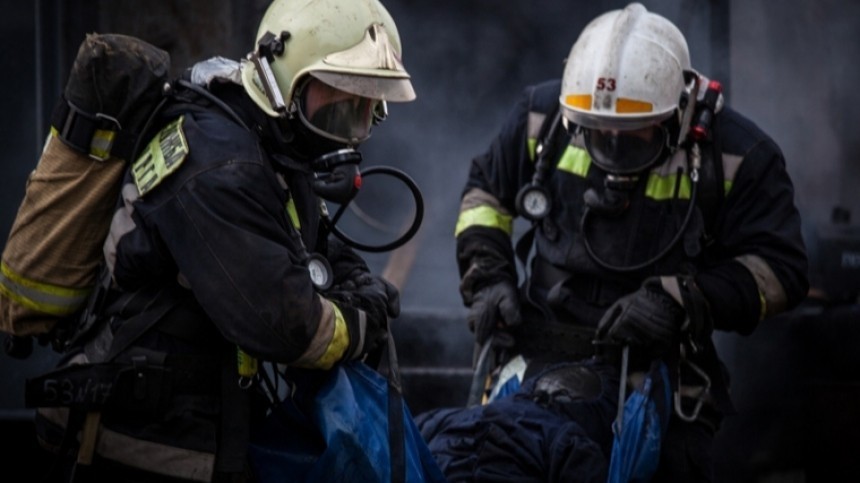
[311,71,416,103]
[561,104,675,132]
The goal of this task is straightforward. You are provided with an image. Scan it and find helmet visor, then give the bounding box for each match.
[298,77,379,145]
[583,125,667,175]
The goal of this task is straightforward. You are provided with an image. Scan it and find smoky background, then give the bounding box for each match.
[2,0,859,480]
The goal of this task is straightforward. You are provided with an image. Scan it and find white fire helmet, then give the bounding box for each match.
[560,3,692,174]
[241,0,416,145]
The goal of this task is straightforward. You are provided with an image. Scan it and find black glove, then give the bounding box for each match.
[467,280,522,345]
[326,275,399,361]
[326,237,371,291]
[595,277,686,355]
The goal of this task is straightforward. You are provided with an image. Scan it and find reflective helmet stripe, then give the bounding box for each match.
[0,262,90,315]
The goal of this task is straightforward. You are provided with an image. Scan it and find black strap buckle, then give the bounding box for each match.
[54,98,123,161]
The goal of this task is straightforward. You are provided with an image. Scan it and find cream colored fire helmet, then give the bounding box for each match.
[560,3,692,174]
[241,0,416,145]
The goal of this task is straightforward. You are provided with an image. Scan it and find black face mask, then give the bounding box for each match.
[583,125,668,175]
[310,149,363,204]
[280,114,350,162]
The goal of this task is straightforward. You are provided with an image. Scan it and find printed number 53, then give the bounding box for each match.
[596,77,616,91]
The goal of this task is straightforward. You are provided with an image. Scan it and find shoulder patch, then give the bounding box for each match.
[132,116,189,196]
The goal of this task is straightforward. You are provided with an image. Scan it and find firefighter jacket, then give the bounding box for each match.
[455,79,809,409]
[34,84,360,481]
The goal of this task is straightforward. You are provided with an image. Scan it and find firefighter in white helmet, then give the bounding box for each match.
[33,0,416,481]
[441,2,807,481]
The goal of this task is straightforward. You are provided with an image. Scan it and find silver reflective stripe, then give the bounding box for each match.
[0,262,89,315]
[293,295,338,366]
[722,153,742,195]
[735,254,788,319]
[97,425,215,482]
[104,183,141,278]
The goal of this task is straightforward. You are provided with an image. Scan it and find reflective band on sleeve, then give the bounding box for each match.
[313,302,350,370]
[556,146,591,178]
[735,254,788,320]
[455,205,513,237]
[0,262,91,316]
[645,172,692,200]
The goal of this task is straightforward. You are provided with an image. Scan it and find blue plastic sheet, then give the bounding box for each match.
[607,361,672,483]
[249,360,446,483]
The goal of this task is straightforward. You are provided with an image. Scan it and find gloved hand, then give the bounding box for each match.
[326,237,371,291]
[326,275,399,361]
[594,277,686,355]
[467,280,522,345]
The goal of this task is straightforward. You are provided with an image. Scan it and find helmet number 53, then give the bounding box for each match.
[596,77,616,91]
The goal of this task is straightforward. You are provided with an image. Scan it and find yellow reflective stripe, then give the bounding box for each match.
[556,146,591,178]
[645,173,692,200]
[286,198,300,229]
[0,262,90,315]
[564,94,592,110]
[90,129,117,160]
[455,205,513,237]
[724,179,733,195]
[527,138,537,162]
[314,303,350,370]
[616,97,653,113]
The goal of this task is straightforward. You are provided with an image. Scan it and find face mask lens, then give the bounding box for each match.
[299,78,377,144]
[584,125,667,174]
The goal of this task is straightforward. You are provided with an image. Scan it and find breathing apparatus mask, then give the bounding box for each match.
[238,16,422,263]
[571,73,723,272]
[568,117,672,218]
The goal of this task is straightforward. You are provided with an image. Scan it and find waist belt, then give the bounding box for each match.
[531,257,634,306]
[25,354,219,411]
[510,320,597,362]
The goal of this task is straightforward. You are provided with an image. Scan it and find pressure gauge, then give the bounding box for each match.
[307,254,333,290]
[516,185,551,221]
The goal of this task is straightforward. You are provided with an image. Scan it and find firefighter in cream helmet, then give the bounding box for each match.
[241,0,415,149]
[31,1,414,480]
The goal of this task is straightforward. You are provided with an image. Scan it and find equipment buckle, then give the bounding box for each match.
[673,355,711,423]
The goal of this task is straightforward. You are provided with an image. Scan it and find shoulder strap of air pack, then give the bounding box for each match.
[694,115,725,244]
[514,98,564,269]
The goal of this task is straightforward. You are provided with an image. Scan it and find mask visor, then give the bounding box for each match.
[298,77,378,145]
[583,125,667,175]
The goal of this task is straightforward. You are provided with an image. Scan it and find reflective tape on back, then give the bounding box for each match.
[0,262,91,315]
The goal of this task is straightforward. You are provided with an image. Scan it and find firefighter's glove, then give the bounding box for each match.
[467,280,522,346]
[327,237,371,291]
[328,275,399,361]
[329,295,388,362]
[595,277,686,355]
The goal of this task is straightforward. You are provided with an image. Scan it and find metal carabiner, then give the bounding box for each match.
[673,356,711,423]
